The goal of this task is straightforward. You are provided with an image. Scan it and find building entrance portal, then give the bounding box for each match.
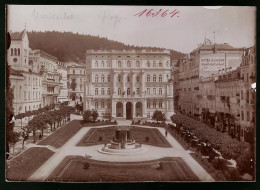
[126,102,132,119]
[136,102,143,117]
[116,102,123,117]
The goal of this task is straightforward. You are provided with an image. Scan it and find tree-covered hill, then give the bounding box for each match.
[26,31,184,62]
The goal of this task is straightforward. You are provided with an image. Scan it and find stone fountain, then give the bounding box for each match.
[98,126,147,155]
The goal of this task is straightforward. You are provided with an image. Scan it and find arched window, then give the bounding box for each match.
[107,74,110,82]
[159,88,162,95]
[159,62,162,67]
[107,102,111,108]
[159,102,162,108]
[153,61,156,67]
[153,74,156,82]
[127,88,130,95]
[11,49,13,56]
[147,61,150,67]
[118,88,121,95]
[136,75,140,82]
[147,88,150,95]
[95,88,98,95]
[101,102,104,108]
[147,102,150,108]
[136,61,140,67]
[101,75,105,82]
[137,88,140,94]
[153,101,156,108]
[127,75,130,82]
[159,74,162,82]
[147,74,150,82]
[153,88,156,95]
[118,75,121,82]
[118,61,121,67]
[95,102,98,108]
[127,60,131,67]
[101,88,104,95]
[101,61,104,67]
[95,74,99,82]
[14,48,17,55]
[95,61,98,68]
[107,88,110,95]
[73,70,75,74]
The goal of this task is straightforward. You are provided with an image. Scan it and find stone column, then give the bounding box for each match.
[122,72,126,97]
[113,72,117,95]
[112,101,116,118]
[143,100,147,118]
[132,102,136,118]
[123,102,126,118]
[132,72,135,96]
[141,72,145,96]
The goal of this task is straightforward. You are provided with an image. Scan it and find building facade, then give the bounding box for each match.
[84,49,174,120]
[178,42,244,117]
[7,30,42,115]
[67,62,86,102]
[57,61,69,103]
[29,50,61,107]
[239,46,256,142]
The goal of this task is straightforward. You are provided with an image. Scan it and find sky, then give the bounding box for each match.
[7,5,256,53]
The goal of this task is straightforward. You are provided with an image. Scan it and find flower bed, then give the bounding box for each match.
[82,120,117,127]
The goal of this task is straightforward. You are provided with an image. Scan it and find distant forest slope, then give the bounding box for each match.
[26,31,185,62]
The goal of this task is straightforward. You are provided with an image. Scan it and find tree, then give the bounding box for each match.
[9,131,21,154]
[21,127,30,149]
[152,110,166,123]
[236,148,254,176]
[6,63,15,159]
[83,109,92,123]
[92,110,99,122]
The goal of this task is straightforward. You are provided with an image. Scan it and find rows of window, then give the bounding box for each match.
[146,87,163,95]
[95,74,111,83]
[93,73,169,83]
[116,88,141,95]
[94,60,169,68]
[95,101,111,109]
[10,48,20,56]
[147,101,164,109]
[95,88,111,95]
[24,76,41,87]
[147,74,168,82]
[71,69,86,75]
[40,61,57,72]
[94,60,111,68]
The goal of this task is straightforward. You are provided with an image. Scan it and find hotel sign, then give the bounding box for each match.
[200,53,225,72]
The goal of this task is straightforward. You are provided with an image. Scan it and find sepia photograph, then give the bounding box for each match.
[5,5,256,182]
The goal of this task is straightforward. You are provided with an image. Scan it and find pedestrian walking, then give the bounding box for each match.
[165,130,168,137]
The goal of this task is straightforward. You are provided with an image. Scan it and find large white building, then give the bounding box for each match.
[8,30,42,114]
[29,50,61,107]
[84,49,174,120]
[57,61,69,103]
[66,62,86,102]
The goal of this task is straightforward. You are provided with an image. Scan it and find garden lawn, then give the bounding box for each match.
[6,147,54,181]
[47,156,198,182]
[38,120,83,148]
[77,126,171,147]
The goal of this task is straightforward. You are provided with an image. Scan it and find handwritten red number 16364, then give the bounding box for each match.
[134,9,180,18]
